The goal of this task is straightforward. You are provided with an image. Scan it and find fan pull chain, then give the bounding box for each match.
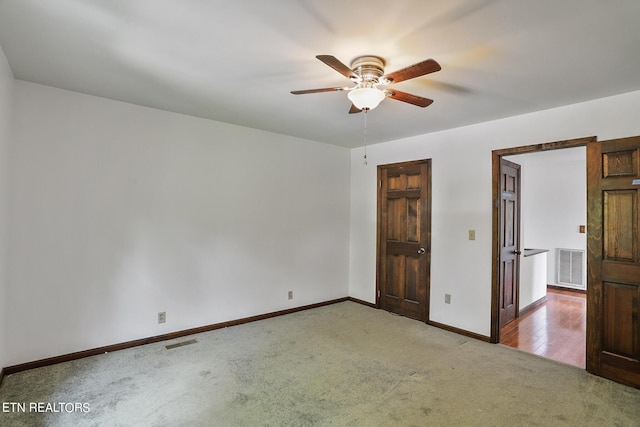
[363,108,368,166]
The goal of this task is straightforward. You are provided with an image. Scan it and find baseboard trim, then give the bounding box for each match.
[347,296,377,308]
[3,297,349,376]
[519,295,548,317]
[347,298,491,343]
[2,298,492,376]
[547,284,586,294]
[426,320,491,343]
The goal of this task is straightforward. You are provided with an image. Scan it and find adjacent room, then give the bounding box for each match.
[1,1,640,425]
[501,147,587,368]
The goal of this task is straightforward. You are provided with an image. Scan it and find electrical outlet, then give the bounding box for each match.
[445,294,451,304]
[288,291,293,300]
[158,312,166,324]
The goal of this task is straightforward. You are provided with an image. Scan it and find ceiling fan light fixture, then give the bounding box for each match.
[348,87,385,110]
[291,55,440,113]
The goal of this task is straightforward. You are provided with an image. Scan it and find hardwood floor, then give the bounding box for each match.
[500,288,586,368]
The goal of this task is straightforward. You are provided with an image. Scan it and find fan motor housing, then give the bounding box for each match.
[350,55,385,81]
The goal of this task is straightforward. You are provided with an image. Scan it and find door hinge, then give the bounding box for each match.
[377,289,381,298]
[379,180,382,188]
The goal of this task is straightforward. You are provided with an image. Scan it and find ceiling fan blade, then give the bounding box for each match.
[383,59,441,84]
[291,87,348,95]
[386,90,434,107]
[348,104,362,114]
[316,55,357,80]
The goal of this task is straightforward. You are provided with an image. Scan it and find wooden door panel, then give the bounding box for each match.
[603,282,640,361]
[385,249,420,304]
[503,199,516,246]
[505,172,516,192]
[499,159,521,327]
[405,257,419,302]
[386,255,404,299]
[386,198,404,241]
[588,136,640,388]
[501,260,515,308]
[378,160,431,322]
[386,241,421,256]
[407,173,421,189]
[388,174,404,190]
[407,198,420,242]
[602,263,640,285]
[603,150,638,177]
[603,190,638,261]
[603,283,639,358]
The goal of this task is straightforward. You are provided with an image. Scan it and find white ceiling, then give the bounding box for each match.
[1,0,640,148]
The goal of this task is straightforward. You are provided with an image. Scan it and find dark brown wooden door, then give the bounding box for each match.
[499,159,521,327]
[377,160,431,322]
[587,136,640,388]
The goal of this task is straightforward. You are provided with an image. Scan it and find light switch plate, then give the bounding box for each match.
[469,230,476,240]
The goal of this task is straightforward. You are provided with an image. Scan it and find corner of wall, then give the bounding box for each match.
[0,41,14,372]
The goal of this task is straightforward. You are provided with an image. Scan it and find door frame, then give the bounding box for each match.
[376,159,432,322]
[490,136,596,343]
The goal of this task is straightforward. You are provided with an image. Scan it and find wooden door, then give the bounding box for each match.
[587,136,640,388]
[499,159,521,327]
[377,160,431,322]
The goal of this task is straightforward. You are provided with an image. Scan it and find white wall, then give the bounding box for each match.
[507,148,587,290]
[6,80,640,366]
[349,90,640,337]
[7,81,351,365]
[0,44,13,371]
[518,252,547,310]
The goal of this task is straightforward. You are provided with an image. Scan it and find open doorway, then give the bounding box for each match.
[500,147,587,367]
[490,137,592,368]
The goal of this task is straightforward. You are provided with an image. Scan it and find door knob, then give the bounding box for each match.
[417,247,426,255]
[513,250,522,255]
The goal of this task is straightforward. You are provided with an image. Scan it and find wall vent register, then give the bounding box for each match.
[557,248,585,288]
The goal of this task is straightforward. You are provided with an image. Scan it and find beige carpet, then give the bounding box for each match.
[1,301,640,426]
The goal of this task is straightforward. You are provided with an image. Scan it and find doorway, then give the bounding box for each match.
[493,136,640,388]
[376,159,432,322]
[498,145,588,368]
[491,137,593,342]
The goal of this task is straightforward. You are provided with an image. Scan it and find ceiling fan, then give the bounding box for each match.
[291,55,441,113]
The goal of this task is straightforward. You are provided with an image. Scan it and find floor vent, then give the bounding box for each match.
[557,248,585,288]
[165,339,198,350]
